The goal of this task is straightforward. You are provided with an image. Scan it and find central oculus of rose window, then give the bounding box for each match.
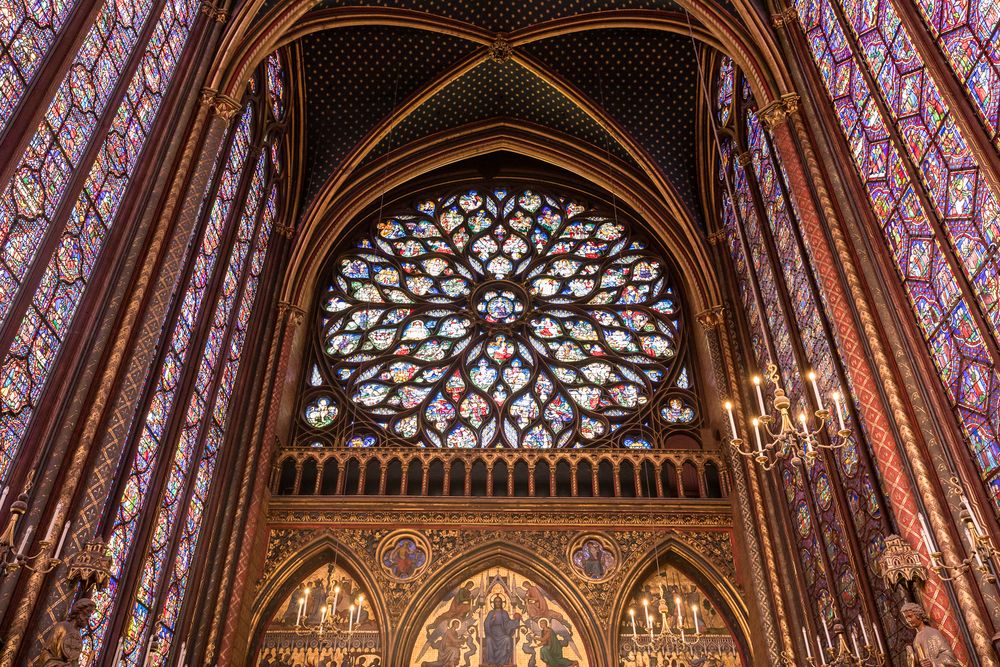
[472,284,528,326]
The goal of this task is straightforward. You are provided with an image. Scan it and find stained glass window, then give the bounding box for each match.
[911,0,1000,148]
[84,104,257,665]
[120,149,275,665]
[716,55,734,125]
[794,0,1000,508]
[0,0,201,484]
[267,51,285,121]
[306,186,695,448]
[0,0,78,131]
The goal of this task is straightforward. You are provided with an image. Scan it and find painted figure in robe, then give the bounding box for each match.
[483,596,521,666]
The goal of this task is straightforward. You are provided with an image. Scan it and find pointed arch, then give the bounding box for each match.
[610,537,752,665]
[246,534,391,663]
[283,124,721,318]
[392,540,605,666]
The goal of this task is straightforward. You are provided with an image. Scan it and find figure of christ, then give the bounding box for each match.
[421,619,466,667]
[535,619,579,667]
[483,596,522,667]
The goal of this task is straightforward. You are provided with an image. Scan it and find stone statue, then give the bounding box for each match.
[901,602,960,667]
[34,598,96,667]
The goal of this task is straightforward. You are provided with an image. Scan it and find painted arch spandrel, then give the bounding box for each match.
[410,567,589,667]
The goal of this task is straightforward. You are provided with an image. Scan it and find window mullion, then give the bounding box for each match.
[717,132,843,634]
[106,141,264,667]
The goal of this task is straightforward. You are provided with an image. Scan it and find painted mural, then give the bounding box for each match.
[411,567,589,667]
[619,565,742,667]
[255,563,380,666]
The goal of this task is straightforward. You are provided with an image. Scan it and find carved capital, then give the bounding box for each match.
[696,306,726,330]
[200,88,242,121]
[199,0,228,22]
[877,534,927,587]
[707,229,727,246]
[277,301,306,328]
[758,93,801,130]
[275,223,295,239]
[771,6,799,28]
[488,36,513,63]
[736,151,753,167]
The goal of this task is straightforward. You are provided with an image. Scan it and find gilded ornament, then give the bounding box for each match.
[876,534,926,587]
[489,36,513,63]
[65,539,112,592]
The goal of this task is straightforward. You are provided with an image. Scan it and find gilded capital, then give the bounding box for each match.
[277,301,306,328]
[696,306,726,330]
[771,7,799,28]
[200,88,242,121]
[759,93,801,130]
[199,0,228,22]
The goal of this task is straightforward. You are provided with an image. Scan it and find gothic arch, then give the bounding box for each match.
[392,540,606,666]
[610,537,752,665]
[246,535,390,663]
[282,126,722,317]
[284,46,698,237]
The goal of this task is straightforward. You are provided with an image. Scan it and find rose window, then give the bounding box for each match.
[308,186,695,448]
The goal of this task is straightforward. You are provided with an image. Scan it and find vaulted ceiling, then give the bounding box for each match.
[289,3,732,230]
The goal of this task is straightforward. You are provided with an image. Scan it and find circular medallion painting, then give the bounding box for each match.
[317,186,686,448]
[378,531,431,581]
[568,534,619,582]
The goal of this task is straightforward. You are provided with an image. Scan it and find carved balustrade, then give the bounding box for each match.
[270,447,728,500]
